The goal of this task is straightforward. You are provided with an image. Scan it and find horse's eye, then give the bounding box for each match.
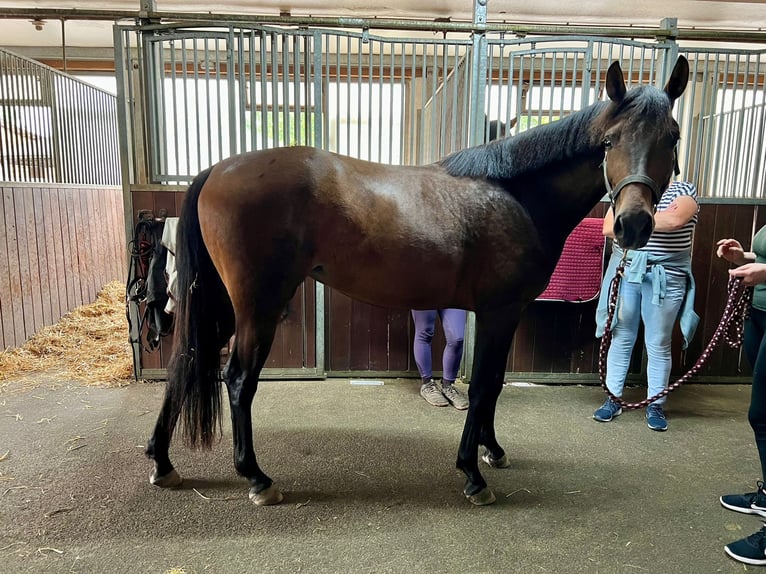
[602,137,613,149]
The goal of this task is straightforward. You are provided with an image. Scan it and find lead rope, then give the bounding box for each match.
[598,259,753,410]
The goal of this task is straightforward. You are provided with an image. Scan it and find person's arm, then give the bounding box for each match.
[602,208,615,239]
[730,263,766,286]
[652,195,698,231]
[717,238,756,266]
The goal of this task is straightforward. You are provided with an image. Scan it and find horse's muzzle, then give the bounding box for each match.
[613,210,654,250]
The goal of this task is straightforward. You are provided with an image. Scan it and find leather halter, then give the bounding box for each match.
[601,150,662,209]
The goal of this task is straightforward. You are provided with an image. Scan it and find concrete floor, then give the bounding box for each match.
[0,377,762,573]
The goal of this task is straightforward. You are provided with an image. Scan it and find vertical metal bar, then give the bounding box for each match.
[420,41,428,162]
[180,38,191,175]
[469,27,488,146]
[215,37,225,161]
[191,38,202,172]
[713,54,729,196]
[270,33,279,147]
[248,30,257,152]
[739,53,754,196]
[505,51,515,133]
[450,43,460,152]
[281,32,291,147]
[155,39,168,181]
[312,30,323,149]
[380,42,394,162]
[388,40,395,163]
[259,31,268,150]
[358,36,366,160]
[368,39,376,161]
[516,55,526,131]
[0,53,10,180]
[8,56,23,181]
[731,53,747,196]
[203,37,213,166]
[438,42,447,154]
[169,39,180,180]
[293,34,302,145]
[236,29,247,154]
[21,60,37,181]
[429,41,439,159]
[750,52,766,198]
[403,39,411,164]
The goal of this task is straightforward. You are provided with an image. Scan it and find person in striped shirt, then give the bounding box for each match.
[593,181,700,431]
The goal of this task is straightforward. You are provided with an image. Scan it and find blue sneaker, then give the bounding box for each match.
[720,481,766,517]
[646,404,668,431]
[725,525,766,566]
[593,397,622,422]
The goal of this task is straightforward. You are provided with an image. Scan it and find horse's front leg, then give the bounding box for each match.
[224,318,283,506]
[457,308,519,505]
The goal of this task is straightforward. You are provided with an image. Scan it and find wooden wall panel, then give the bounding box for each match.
[3,187,25,345]
[0,190,11,348]
[0,184,126,350]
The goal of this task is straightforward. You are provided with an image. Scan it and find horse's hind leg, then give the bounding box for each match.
[224,310,283,505]
[146,325,233,487]
[457,308,519,505]
[146,395,183,487]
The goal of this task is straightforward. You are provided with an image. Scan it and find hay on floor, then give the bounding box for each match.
[0,281,134,387]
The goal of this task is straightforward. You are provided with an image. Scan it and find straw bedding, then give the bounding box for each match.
[0,281,134,390]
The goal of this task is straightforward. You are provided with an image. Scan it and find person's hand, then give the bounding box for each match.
[716,238,745,263]
[729,263,766,286]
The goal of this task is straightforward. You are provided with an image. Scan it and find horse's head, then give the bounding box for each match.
[599,56,689,249]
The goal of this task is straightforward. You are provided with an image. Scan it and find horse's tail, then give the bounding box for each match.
[167,166,232,449]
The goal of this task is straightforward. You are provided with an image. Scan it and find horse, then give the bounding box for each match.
[145,56,689,506]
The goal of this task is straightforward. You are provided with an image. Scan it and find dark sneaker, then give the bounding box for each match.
[646,404,668,431]
[593,397,622,422]
[420,379,449,407]
[725,525,766,566]
[441,383,469,410]
[720,481,766,517]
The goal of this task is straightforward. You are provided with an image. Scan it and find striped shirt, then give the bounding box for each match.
[640,181,699,253]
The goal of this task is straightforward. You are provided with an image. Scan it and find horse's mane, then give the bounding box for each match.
[439,85,675,181]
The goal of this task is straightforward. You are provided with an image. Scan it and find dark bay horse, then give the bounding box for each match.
[146,57,689,506]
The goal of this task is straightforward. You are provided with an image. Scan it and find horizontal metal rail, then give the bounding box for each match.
[2,7,766,42]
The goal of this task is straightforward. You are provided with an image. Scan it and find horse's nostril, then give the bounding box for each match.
[613,214,624,238]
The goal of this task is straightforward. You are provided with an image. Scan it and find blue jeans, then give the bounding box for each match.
[605,272,688,405]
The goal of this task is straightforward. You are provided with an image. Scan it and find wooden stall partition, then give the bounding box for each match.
[0,184,126,350]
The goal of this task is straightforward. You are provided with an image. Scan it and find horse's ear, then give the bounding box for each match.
[605,61,626,103]
[663,55,689,106]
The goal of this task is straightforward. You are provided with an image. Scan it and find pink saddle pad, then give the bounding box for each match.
[536,218,606,302]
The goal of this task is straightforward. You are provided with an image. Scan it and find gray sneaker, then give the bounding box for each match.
[441,383,469,410]
[420,379,449,407]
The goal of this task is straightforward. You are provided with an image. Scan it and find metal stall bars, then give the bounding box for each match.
[0,47,119,185]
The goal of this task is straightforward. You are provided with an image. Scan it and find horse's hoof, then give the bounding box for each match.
[150,468,182,488]
[249,485,284,506]
[465,487,496,506]
[481,451,511,469]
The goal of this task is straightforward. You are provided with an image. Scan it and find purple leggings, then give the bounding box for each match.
[411,308,467,382]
